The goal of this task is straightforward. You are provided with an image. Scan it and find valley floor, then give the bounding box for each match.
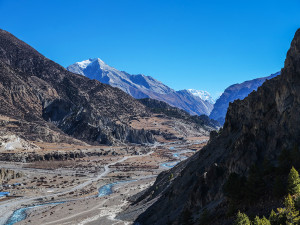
[0,138,208,225]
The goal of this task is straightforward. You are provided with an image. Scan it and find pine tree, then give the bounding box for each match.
[234,211,251,225]
[253,216,262,225]
[253,216,271,225]
[284,194,300,224]
[287,167,300,195]
[269,209,278,225]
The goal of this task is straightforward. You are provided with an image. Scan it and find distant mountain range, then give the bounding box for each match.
[67,58,214,115]
[209,71,281,124]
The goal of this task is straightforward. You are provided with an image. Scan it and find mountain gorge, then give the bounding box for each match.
[67,58,214,116]
[131,29,300,224]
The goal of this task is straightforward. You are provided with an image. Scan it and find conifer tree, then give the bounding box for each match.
[269,209,278,225]
[284,194,300,224]
[234,211,251,225]
[253,216,262,225]
[253,216,271,225]
[287,167,300,195]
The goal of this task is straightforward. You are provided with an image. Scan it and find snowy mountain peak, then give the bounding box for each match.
[67,59,214,115]
[76,58,107,69]
[76,58,95,69]
[187,89,215,104]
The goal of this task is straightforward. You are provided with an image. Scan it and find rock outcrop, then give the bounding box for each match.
[0,168,22,182]
[134,29,300,224]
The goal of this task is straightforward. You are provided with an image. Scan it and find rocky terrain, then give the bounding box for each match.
[132,29,300,225]
[209,71,280,124]
[138,98,219,129]
[67,58,213,115]
[0,29,218,147]
[0,168,22,182]
[0,28,220,225]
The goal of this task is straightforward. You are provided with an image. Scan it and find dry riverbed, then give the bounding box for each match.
[0,138,208,225]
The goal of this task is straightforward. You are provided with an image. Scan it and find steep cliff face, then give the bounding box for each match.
[0,29,155,145]
[134,29,300,224]
[210,72,280,125]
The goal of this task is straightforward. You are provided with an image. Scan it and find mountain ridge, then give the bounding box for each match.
[67,58,214,115]
[209,71,280,124]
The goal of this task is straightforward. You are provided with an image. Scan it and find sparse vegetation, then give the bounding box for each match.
[234,167,300,225]
[234,211,251,225]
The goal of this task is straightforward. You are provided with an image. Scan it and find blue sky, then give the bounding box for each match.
[0,0,299,99]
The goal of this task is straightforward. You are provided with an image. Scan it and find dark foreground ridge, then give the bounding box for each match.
[133,28,300,224]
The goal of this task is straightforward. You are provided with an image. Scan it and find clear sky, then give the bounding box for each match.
[0,0,299,99]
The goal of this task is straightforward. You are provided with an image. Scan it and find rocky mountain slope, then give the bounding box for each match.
[67,58,213,115]
[138,98,219,129]
[0,29,156,145]
[0,29,219,146]
[132,28,300,224]
[210,71,280,124]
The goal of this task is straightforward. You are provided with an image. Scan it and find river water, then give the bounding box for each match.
[5,179,137,225]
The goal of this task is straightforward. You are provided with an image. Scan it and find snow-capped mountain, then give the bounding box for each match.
[187,89,215,104]
[67,58,214,115]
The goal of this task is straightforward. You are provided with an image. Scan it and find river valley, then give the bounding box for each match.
[0,138,208,225]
